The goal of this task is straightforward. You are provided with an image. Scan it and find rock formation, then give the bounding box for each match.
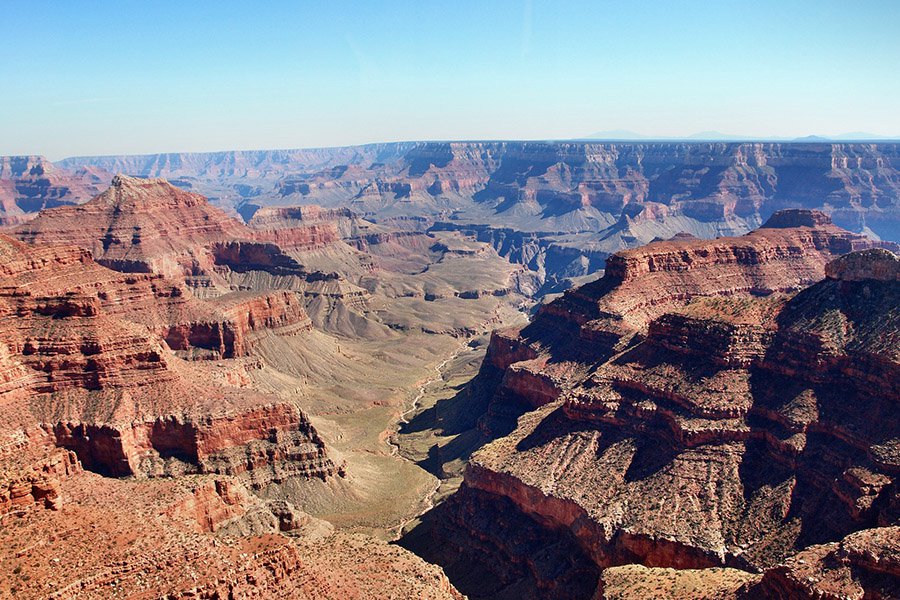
[407,214,899,599]
[0,233,336,491]
[52,141,900,293]
[59,142,900,242]
[0,174,515,599]
[12,175,324,288]
[0,470,462,599]
[0,156,110,226]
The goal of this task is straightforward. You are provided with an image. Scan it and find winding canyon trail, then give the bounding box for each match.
[385,339,472,538]
[389,340,471,455]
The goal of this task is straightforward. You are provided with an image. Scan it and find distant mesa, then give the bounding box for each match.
[761,208,833,229]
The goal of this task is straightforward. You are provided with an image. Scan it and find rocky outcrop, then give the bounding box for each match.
[0,233,336,487]
[253,223,342,250]
[416,234,899,598]
[485,210,895,385]
[825,247,900,282]
[11,175,325,294]
[0,448,81,514]
[0,471,462,600]
[754,527,900,599]
[45,143,900,296]
[51,403,336,485]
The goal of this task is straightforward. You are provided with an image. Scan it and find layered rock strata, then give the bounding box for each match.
[417,217,899,599]
[0,156,110,226]
[60,142,900,243]
[12,175,336,293]
[0,233,336,492]
[484,210,896,417]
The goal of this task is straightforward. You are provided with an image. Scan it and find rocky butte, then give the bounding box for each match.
[12,174,342,288]
[404,211,899,599]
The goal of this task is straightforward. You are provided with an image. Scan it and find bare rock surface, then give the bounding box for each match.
[408,215,899,599]
[50,141,900,292]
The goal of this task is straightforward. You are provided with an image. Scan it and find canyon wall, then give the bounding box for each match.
[57,142,900,244]
[48,141,900,294]
[409,216,899,599]
[0,233,338,492]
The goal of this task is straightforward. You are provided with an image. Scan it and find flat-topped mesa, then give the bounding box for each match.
[561,209,891,332]
[760,208,834,229]
[601,210,873,288]
[826,248,900,282]
[251,223,342,250]
[247,203,379,248]
[248,205,357,227]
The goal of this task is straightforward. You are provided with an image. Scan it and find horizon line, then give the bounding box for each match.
[5,135,895,163]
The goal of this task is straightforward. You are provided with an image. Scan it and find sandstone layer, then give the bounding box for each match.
[409,214,899,599]
[12,175,343,295]
[0,233,336,494]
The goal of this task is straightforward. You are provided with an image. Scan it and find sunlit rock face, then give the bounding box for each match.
[414,215,898,599]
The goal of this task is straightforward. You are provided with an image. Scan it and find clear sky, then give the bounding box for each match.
[2,0,899,159]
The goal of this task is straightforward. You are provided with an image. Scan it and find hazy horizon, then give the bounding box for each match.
[3,0,899,160]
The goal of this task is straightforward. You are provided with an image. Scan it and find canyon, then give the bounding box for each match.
[401,212,899,599]
[0,145,897,599]
[0,173,528,598]
[3,141,897,294]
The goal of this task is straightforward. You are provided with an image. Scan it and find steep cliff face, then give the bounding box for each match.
[40,143,900,297]
[51,403,336,485]
[57,143,419,182]
[0,447,81,515]
[0,232,312,362]
[0,233,336,491]
[430,222,611,294]
[11,175,333,297]
[486,210,896,389]
[414,223,899,598]
[13,174,255,279]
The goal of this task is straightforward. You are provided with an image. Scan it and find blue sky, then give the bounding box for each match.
[2,0,898,159]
